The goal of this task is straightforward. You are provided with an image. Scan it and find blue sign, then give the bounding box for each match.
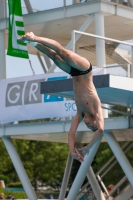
[44,76,67,102]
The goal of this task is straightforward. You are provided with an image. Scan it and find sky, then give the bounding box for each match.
[6,51,62,79]
[6,52,48,79]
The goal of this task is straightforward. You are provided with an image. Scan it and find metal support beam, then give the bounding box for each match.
[67,14,94,50]
[0,117,129,138]
[109,176,127,196]
[101,142,133,178]
[43,54,52,70]
[94,12,106,69]
[36,52,47,73]
[0,30,6,79]
[0,0,6,20]
[47,14,94,73]
[67,135,102,200]
[115,183,133,200]
[73,0,80,4]
[96,141,129,175]
[131,46,133,78]
[76,145,105,200]
[94,12,108,118]
[24,0,33,13]
[112,0,123,3]
[103,132,133,187]
[129,0,133,7]
[2,136,37,200]
[59,152,73,200]
[87,167,106,200]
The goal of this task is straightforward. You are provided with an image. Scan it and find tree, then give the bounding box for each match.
[13,139,69,190]
[109,105,127,117]
[0,138,16,185]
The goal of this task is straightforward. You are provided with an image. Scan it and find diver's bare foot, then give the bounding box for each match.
[18,32,35,42]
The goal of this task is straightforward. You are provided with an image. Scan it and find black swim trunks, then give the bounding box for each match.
[69,63,92,77]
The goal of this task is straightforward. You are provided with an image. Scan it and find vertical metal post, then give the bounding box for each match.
[0,0,5,19]
[71,30,75,53]
[127,64,130,78]
[67,135,102,200]
[2,136,37,200]
[94,12,106,69]
[103,132,133,187]
[94,12,108,118]
[131,46,133,78]
[63,0,66,17]
[131,46,133,114]
[0,30,6,79]
[59,152,73,200]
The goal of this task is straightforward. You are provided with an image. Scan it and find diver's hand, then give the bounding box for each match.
[71,152,84,162]
[78,146,90,156]
[18,32,35,42]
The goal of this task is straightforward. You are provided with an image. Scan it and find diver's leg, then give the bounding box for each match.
[19,32,90,71]
[35,43,72,74]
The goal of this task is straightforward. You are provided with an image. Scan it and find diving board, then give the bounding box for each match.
[41,74,133,108]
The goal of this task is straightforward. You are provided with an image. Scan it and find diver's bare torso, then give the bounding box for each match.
[73,70,101,118]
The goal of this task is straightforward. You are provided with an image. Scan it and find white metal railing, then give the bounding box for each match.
[72,30,133,78]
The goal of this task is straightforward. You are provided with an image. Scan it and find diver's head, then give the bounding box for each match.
[84,115,98,132]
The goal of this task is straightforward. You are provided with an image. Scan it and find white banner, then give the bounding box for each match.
[0,72,76,124]
[0,68,104,124]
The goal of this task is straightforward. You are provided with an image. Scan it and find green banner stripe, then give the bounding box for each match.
[16,21,24,27]
[17,30,25,36]
[17,40,27,46]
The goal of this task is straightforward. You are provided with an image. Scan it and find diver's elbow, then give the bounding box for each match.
[98,127,104,133]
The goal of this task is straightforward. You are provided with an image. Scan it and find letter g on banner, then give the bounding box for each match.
[6,82,25,107]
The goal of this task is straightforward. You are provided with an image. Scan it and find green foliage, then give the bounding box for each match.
[70,159,81,184]
[7,182,23,188]
[0,137,69,190]
[93,142,114,172]
[0,175,9,183]
[0,139,16,185]
[109,105,128,117]
[15,140,68,190]
[0,188,27,199]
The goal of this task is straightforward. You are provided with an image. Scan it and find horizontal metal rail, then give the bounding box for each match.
[100,142,133,178]
[96,141,129,175]
[74,30,133,47]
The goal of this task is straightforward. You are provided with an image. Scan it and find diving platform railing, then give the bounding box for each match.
[75,141,133,199]
[20,0,133,14]
[0,0,133,20]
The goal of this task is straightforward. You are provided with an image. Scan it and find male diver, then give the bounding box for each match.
[18,32,104,162]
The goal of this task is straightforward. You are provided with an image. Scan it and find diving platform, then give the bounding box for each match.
[41,74,133,108]
[0,74,132,144]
